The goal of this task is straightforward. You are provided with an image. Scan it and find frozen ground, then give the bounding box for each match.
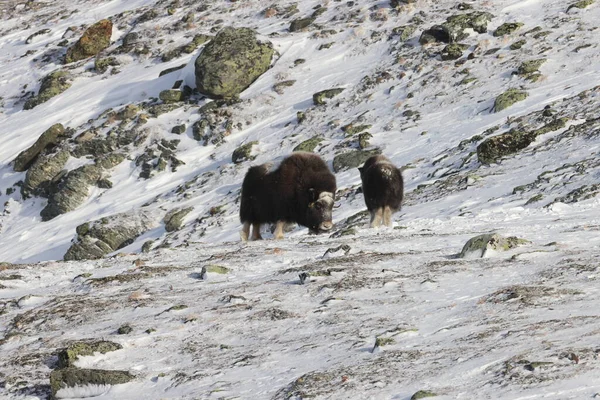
[1,0,600,398]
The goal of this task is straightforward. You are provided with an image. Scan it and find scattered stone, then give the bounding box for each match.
[50,368,134,398]
[159,89,184,103]
[57,341,122,368]
[171,124,186,134]
[411,390,438,400]
[313,88,344,105]
[206,265,229,274]
[195,27,274,99]
[163,207,193,232]
[333,149,380,172]
[117,324,133,335]
[342,124,371,136]
[567,0,595,12]
[441,43,469,60]
[141,240,154,253]
[493,88,528,112]
[391,25,416,42]
[289,17,315,32]
[23,70,72,110]
[510,39,527,50]
[420,12,494,44]
[293,136,323,152]
[459,233,530,258]
[94,56,119,73]
[516,59,546,76]
[25,28,51,44]
[232,141,258,164]
[299,272,310,284]
[13,123,68,172]
[64,210,158,261]
[493,22,524,37]
[65,19,113,63]
[273,80,296,94]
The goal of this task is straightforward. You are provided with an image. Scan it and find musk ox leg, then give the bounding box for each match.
[383,206,393,227]
[251,223,263,241]
[274,221,285,240]
[240,222,251,242]
[370,208,383,228]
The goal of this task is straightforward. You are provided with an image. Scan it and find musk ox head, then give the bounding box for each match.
[306,189,335,233]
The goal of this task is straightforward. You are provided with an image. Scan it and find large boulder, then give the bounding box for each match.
[50,368,133,399]
[22,149,70,197]
[459,233,529,258]
[332,149,380,173]
[65,19,113,63]
[13,123,68,171]
[57,341,122,368]
[64,210,159,261]
[194,27,274,99]
[23,71,72,110]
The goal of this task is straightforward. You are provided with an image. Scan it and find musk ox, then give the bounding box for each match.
[359,155,404,228]
[240,152,337,241]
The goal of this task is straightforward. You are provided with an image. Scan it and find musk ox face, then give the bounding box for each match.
[306,189,335,233]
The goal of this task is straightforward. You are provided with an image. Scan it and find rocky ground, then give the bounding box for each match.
[1,0,600,398]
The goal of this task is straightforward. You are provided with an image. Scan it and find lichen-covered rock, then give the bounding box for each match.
[493,88,528,112]
[459,233,529,258]
[289,17,315,32]
[313,88,344,105]
[13,123,68,171]
[22,150,70,197]
[232,141,258,164]
[159,89,184,103]
[50,367,133,398]
[391,25,417,42]
[41,165,104,221]
[441,43,469,60]
[411,390,438,400]
[64,210,158,261]
[477,118,567,164]
[293,136,323,152]
[332,149,380,173]
[65,19,113,63]
[23,71,72,110]
[567,0,595,11]
[420,12,494,44]
[516,59,546,76]
[194,27,274,99]
[57,341,122,368]
[493,22,524,37]
[164,207,193,232]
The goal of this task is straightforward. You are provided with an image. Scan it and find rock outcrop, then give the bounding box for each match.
[65,19,113,63]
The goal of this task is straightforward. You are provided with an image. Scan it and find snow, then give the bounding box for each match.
[1,0,600,398]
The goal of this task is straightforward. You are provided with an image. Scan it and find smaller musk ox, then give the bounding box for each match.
[359,155,404,228]
[240,152,337,241]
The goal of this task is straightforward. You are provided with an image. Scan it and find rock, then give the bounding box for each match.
[289,17,315,32]
[25,28,51,44]
[516,59,546,76]
[13,123,68,171]
[141,240,154,253]
[41,165,104,221]
[510,39,527,50]
[64,210,158,261]
[342,124,371,136]
[493,22,524,37]
[459,233,529,258]
[477,118,567,164]
[358,132,373,149]
[493,88,528,112]
[57,341,122,368]
[65,19,113,63]
[163,207,193,232]
[159,89,184,103]
[441,43,469,60]
[117,324,133,334]
[391,25,417,42]
[194,27,274,99]
[159,64,186,77]
[332,149,380,173]
[206,265,230,274]
[232,141,258,164]
[22,149,70,197]
[171,124,186,134]
[23,70,72,110]
[273,80,296,94]
[313,88,344,105]
[94,56,119,73]
[50,368,133,398]
[116,104,139,120]
[420,12,494,44]
[293,136,323,153]
[411,390,438,400]
[567,0,595,12]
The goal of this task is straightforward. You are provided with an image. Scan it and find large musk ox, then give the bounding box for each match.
[359,155,404,228]
[240,152,337,241]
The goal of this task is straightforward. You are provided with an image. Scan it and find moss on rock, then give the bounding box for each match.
[57,341,122,368]
[313,88,344,105]
[232,141,258,164]
[50,367,133,398]
[493,22,524,37]
[493,88,528,112]
[163,207,193,232]
[13,123,67,172]
[459,233,530,258]
[293,136,323,153]
[23,71,72,110]
[333,149,380,172]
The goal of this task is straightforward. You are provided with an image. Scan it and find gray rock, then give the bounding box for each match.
[232,141,258,164]
[163,207,193,232]
[459,233,530,258]
[313,88,344,105]
[195,27,274,99]
[23,71,72,110]
[333,149,380,172]
[57,341,122,368]
[50,368,133,399]
[64,210,158,261]
[13,124,68,172]
[22,149,70,197]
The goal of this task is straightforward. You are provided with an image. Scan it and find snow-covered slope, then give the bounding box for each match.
[1,0,600,398]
